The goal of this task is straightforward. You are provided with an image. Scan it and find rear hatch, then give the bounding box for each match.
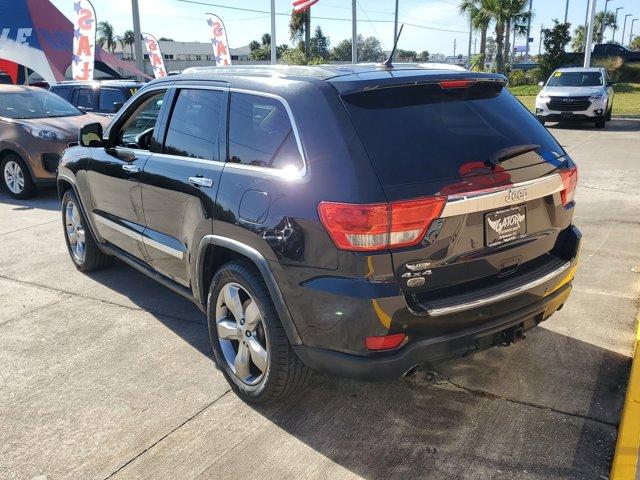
[336,73,576,315]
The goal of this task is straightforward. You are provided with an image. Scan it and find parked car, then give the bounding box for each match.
[57,65,580,403]
[535,67,614,128]
[0,85,109,198]
[50,79,143,116]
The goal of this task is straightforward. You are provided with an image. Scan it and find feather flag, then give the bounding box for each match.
[72,0,97,80]
[293,0,319,14]
[142,33,167,78]
[206,13,231,66]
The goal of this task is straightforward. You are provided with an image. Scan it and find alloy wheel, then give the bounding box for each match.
[215,283,269,385]
[3,160,25,194]
[65,200,86,263]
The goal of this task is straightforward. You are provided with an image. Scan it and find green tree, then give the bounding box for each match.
[396,49,417,61]
[97,21,117,53]
[595,11,616,43]
[119,30,135,59]
[416,50,430,61]
[631,36,640,51]
[261,33,271,45]
[459,0,491,71]
[249,40,261,52]
[281,48,308,65]
[331,38,352,61]
[538,20,571,77]
[158,37,174,42]
[289,10,310,56]
[330,35,384,62]
[479,0,530,73]
[309,26,330,60]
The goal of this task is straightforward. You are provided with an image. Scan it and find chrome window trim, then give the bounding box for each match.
[228,87,308,178]
[93,213,184,259]
[440,173,565,218]
[427,261,572,317]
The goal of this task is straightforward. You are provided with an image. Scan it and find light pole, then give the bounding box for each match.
[583,0,591,52]
[584,0,597,67]
[270,0,276,64]
[631,19,638,47]
[564,0,570,24]
[539,24,544,55]
[351,0,357,63]
[600,0,612,43]
[131,0,145,80]
[467,15,473,68]
[621,14,632,47]
[613,7,623,42]
[525,0,533,59]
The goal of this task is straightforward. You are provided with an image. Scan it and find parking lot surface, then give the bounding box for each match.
[1,120,639,480]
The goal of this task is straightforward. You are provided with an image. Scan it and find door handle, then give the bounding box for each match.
[188,176,213,188]
[122,164,140,173]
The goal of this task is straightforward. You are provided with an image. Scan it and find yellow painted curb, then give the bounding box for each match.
[610,310,640,480]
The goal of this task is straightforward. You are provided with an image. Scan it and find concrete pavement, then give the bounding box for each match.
[1,120,639,479]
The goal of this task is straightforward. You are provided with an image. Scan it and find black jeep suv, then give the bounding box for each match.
[57,65,580,403]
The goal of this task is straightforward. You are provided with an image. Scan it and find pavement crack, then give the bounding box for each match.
[420,372,618,427]
[0,219,59,236]
[102,389,232,480]
[0,274,204,326]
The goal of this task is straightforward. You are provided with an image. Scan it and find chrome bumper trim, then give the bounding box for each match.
[427,261,572,317]
[440,173,564,218]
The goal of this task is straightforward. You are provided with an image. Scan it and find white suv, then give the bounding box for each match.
[535,67,614,128]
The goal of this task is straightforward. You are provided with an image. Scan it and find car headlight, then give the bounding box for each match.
[24,126,66,141]
[589,93,604,100]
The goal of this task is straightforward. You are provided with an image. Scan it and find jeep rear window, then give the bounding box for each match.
[341,82,565,186]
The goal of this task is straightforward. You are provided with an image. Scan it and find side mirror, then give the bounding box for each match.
[538,81,544,87]
[112,101,124,113]
[79,122,104,147]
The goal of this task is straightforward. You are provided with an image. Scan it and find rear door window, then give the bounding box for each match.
[50,86,72,101]
[341,82,565,187]
[99,88,127,112]
[163,88,223,161]
[228,93,303,171]
[72,87,94,109]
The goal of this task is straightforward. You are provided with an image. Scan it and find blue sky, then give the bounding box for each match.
[51,0,640,55]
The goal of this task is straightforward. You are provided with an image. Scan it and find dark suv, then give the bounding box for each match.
[57,65,580,403]
[50,79,143,116]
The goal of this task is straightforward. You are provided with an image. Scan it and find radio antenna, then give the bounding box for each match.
[381,23,404,68]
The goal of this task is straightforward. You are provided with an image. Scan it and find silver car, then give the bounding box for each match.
[535,67,614,128]
[0,85,109,199]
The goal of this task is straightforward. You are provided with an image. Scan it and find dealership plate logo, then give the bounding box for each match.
[487,212,526,235]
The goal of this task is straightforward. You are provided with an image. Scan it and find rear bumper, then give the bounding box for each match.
[294,282,572,381]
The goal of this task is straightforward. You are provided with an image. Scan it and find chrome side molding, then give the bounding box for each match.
[427,260,571,317]
[440,173,564,218]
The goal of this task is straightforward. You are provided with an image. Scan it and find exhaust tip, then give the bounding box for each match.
[403,364,420,377]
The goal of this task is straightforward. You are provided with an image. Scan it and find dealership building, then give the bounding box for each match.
[113,40,253,76]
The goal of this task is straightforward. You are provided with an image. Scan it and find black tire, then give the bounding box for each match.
[595,117,606,129]
[207,260,309,404]
[606,105,612,121]
[61,189,112,272]
[1,154,36,199]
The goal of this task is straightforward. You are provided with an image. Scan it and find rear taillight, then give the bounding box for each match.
[559,166,578,207]
[318,197,446,252]
[365,333,406,351]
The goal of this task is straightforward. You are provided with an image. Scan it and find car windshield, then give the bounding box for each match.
[547,71,603,87]
[0,89,83,119]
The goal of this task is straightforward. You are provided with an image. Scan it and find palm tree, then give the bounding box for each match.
[289,10,311,56]
[119,30,135,59]
[459,0,491,70]
[481,0,530,73]
[97,21,117,53]
[505,11,531,65]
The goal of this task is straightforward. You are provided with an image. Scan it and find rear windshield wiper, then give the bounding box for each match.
[487,144,540,168]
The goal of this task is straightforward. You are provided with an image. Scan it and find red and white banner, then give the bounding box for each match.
[293,0,319,14]
[206,13,231,66]
[72,0,97,80]
[142,33,167,79]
